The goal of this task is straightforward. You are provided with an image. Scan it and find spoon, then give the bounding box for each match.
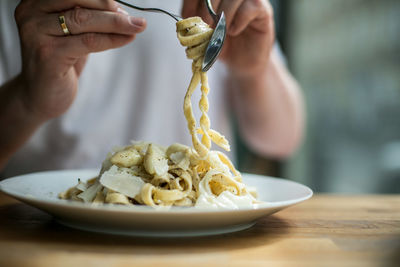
[202,0,226,72]
[115,0,226,72]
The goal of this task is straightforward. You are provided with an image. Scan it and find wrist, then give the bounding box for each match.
[0,75,47,170]
[228,63,271,96]
[228,55,273,90]
[12,74,49,126]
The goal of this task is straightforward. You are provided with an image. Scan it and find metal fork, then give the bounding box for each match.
[115,0,226,72]
[115,0,181,21]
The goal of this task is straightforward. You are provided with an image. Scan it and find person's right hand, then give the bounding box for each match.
[14,0,146,121]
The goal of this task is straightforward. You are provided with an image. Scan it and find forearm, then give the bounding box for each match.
[0,75,45,170]
[230,49,305,159]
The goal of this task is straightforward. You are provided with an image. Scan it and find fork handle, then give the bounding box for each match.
[115,0,181,21]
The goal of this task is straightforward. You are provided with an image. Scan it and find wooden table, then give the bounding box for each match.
[0,192,399,267]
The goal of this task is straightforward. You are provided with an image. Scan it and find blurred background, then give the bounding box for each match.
[236,0,400,193]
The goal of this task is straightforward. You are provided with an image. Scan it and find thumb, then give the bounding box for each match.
[74,56,88,76]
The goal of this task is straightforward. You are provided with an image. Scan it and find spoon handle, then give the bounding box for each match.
[205,0,218,22]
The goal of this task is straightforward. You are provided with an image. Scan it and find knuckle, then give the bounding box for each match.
[251,0,264,8]
[15,2,41,42]
[251,0,274,21]
[262,0,274,17]
[14,1,31,23]
[112,13,126,27]
[14,2,31,29]
[104,0,118,11]
[18,19,37,43]
[14,4,25,23]
[70,8,92,29]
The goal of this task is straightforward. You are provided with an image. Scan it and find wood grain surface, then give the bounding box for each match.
[0,192,399,267]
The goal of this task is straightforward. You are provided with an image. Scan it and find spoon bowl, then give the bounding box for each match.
[201,0,226,72]
[201,12,226,72]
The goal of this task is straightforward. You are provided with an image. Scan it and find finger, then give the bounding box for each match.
[228,0,271,36]
[40,8,146,36]
[181,0,200,18]
[57,33,136,58]
[38,0,118,13]
[218,0,243,30]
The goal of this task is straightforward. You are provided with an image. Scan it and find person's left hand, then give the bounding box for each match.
[182,0,275,79]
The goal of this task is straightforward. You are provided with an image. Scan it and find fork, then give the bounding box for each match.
[115,0,226,72]
[115,0,181,21]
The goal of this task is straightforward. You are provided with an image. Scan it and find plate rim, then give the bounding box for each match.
[0,169,313,215]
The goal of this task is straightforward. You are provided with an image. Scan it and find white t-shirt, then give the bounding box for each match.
[0,0,232,178]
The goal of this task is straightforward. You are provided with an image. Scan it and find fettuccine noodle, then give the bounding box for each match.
[59,17,257,209]
[176,17,230,158]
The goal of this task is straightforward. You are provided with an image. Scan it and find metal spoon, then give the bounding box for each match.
[202,0,226,72]
[115,0,225,72]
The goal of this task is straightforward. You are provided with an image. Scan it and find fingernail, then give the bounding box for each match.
[129,16,145,27]
[117,7,129,15]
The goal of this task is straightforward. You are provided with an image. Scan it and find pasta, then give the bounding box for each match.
[59,17,257,209]
[176,17,230,159]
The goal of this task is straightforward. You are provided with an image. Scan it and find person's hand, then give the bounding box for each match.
[14,0,146,121]
[182,0,274,79]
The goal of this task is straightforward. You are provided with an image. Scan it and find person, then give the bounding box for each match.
[0,0,304,178]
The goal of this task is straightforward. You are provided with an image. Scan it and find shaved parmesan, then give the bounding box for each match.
[170,152,190,170]
[76,180,88,191]
[77,181,102,203]
[144,144,169,176]
[100,165,145,198]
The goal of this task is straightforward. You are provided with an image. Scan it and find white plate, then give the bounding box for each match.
[0,169,312,237]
